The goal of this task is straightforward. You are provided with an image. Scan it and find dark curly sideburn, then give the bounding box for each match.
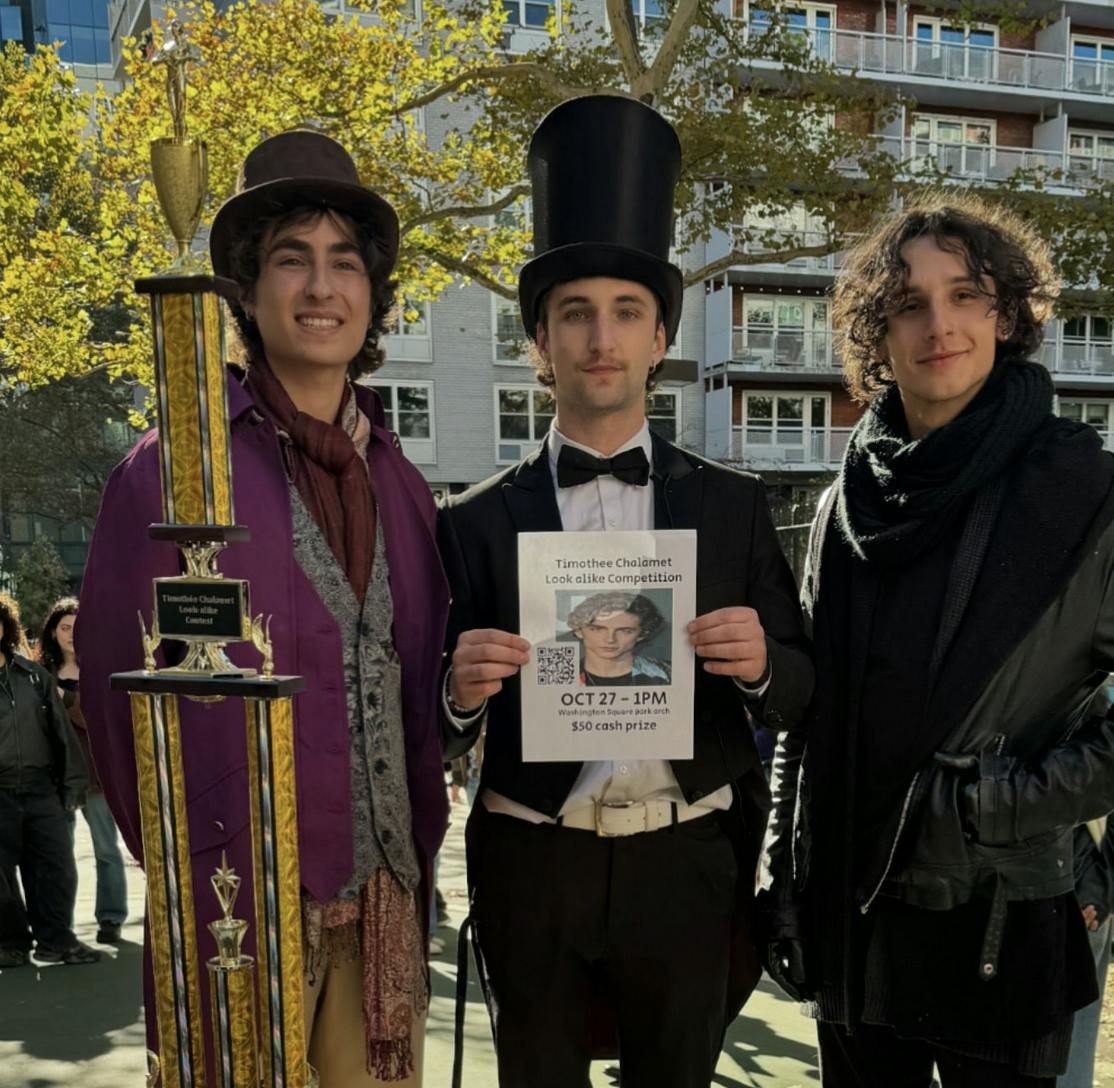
[0,591,24,661]
[223,205,398,381]
[832,193,1058,403]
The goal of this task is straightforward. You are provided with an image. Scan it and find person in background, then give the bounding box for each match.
[0,591,96,966]
[1058,815,1114,1088]
[39,598,127,945]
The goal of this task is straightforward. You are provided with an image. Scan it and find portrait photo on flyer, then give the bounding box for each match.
[518,529,697,762]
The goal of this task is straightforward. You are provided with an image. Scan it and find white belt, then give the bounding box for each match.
[558,798,712,837]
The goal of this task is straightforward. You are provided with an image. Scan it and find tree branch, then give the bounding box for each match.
[394,62,591,115]
[684,241,839,285]
[606,0,647,91]
[401,184,531,233]
[421,249,518,300]
[637,0,701,101]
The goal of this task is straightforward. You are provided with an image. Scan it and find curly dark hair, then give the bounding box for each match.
[223,205,398,381]
[529,286,667,392]
[832,192,1058,403]
[0,591,25,661]
[38,596,78,674]
[566,591,665,643]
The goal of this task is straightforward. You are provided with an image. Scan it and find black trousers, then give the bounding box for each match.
[0,788,77,950]
[467,807,739,1088]
[817,1021,1055,1088]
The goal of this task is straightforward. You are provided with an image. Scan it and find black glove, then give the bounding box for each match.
[764,937,811,1002]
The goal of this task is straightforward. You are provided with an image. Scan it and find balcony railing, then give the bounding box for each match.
[746,26,1113,97]
[1040,337,1114,379]
[867,135,1114,188]
[730,230,842,274]
[731,328,838,372]
[731,426,853,470]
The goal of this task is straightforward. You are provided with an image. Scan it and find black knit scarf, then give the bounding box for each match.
[837,361,1053,566]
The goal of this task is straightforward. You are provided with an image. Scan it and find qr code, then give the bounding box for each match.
[536,644,578,686]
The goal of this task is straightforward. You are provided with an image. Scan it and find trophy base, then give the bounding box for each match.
[111,671,305,699]
[150,523,251,545]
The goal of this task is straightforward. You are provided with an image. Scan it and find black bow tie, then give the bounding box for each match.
[556,444,650,488]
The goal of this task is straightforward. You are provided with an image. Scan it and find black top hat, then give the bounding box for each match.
[518,95,683,344]
[209,130,400,279]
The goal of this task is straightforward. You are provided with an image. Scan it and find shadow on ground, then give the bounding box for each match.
[0,938,144,1065]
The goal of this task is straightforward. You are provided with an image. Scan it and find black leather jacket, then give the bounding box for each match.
[0,655,89,808]
[762,493,1114,987]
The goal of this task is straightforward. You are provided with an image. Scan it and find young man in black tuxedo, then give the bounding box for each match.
[438,96,813,1088]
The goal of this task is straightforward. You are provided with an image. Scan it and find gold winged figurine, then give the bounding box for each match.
[250,613,275,679]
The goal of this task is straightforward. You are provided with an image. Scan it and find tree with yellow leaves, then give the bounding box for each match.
[2,0,1110,393]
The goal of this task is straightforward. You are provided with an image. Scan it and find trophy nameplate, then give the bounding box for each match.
[154,577,250,644]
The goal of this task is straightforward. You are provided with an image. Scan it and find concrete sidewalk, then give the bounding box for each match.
[0,795,821,1087]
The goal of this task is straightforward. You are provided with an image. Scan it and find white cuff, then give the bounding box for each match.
[443,669,487,732]
[734,667,771,700]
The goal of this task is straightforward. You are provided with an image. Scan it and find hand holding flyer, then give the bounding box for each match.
[518,529,697,762]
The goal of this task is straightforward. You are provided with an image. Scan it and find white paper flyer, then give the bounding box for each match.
[518,529,697,762]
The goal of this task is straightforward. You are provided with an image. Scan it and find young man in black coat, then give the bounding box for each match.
[761,193,1114,1086]
[0,591,95,967]
[438,96,813,1088]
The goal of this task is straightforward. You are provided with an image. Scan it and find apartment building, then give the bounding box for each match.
[52,0,1114,513]
[705,0,1114,519]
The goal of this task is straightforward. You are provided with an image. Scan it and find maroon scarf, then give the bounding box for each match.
[245,357,375,601]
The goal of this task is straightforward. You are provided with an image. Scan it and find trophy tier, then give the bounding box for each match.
[111,672,306,699]
[136,273,240,302]
[149,523,251,545]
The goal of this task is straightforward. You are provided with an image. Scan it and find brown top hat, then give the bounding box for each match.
[209,130,400,279]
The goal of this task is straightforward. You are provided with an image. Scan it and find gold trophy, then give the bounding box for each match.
[207,854,259,1088]
[110,25,311,1088]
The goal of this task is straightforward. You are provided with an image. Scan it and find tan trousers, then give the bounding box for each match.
[303,950,425,1087]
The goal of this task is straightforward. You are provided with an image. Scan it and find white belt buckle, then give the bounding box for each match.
[595,799,641,837]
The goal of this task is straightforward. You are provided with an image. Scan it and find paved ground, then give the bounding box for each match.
[0,797,1109,1087]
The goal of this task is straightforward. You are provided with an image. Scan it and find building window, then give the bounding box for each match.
[1,4,23,42]
[501,0,554,29]
[494,294,529,364]
[647,391,679,442]
[740,391,837,465]
[1064,314,1113,343]
[1071,36,1114,93]
[7,514,32,544]
[629,0,668,38]
[911,113,995,175]
[46,0,111,65]
[1069,129,1114,179]
[496,386,554,461]
[912,18,997,81]
[371,380,435,463]
[1059,399,1114,447]
[737,295,831,369]
[385,298,432,361]
[748,4,834,59]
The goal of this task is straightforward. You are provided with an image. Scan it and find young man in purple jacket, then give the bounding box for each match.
[79,131,461,1086]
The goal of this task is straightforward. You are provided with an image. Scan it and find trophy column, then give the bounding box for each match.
[130,692,207,1088]
[246,698,307,1088]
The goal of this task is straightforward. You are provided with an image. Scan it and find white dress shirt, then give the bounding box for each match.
[482,422,733,823]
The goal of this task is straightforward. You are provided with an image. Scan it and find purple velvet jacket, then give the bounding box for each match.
[77,373,450,1060]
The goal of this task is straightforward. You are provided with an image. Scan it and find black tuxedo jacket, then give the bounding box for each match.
[437,432,814,823]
